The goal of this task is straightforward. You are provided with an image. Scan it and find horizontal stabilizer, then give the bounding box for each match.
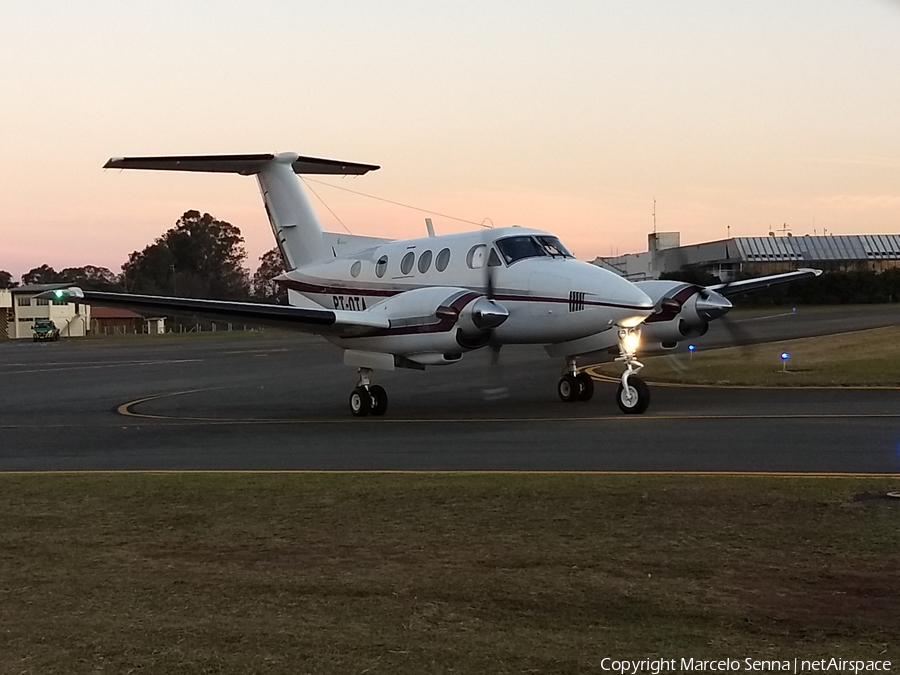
[103,153,380,176]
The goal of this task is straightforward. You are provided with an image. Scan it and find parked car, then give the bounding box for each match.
[32,318,60,342]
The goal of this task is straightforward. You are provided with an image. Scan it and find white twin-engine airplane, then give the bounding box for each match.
[51,152,820,417]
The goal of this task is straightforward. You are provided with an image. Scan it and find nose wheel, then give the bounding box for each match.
[349,369,388,417]
[616,375,649,414]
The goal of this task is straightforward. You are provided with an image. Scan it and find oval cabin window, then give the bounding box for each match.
[400,251,415,275]
[417,250,433,273]
[435,248,451,272]
[375,255,388,278]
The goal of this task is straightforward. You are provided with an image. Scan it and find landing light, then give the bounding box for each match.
[621,330,641,354]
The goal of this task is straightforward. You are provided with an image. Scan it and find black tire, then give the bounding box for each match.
[575,373,594,401]
[349,386,371,417]
[557,374,580,402]
[616,376,650,414]
[369,385,388,416]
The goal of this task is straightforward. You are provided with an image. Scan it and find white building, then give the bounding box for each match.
[591,232,681,280]
[2,284,91,339]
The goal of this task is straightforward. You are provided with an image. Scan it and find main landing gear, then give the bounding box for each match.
[349,368,388,417]
[557,356,595,402]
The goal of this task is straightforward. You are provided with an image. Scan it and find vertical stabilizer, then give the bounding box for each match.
[256,153,326,270]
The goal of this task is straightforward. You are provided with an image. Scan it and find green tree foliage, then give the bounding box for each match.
[251,247,287,303]
[662,266,900,305]
[22,264,64,285]
[59,265,122,291]
[0,270,17,289]
[122,210,250,299]
[734,268,900,306]
[660,269,720,286]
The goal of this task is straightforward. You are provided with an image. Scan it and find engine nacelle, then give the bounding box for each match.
[635,280,731,348]
[333,286,508,359]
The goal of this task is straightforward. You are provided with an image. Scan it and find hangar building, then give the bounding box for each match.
[595,233,900,281]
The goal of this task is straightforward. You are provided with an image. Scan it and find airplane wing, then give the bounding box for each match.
[708,268,822,297]
[38,288,389,337]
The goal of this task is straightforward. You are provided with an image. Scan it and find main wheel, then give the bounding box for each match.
[616,376,650,414]
[557,374,580,402]
[369,385,388,416]
[575,373,594,401]
[349,386,371,417]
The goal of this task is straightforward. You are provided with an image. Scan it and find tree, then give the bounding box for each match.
[22,264,64,285]
[59,265,122,291]
[252,247,287,303]
[122,210,250,299]
[0,270,17,289]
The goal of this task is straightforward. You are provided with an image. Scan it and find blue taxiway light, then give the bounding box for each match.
[781,352,790,361]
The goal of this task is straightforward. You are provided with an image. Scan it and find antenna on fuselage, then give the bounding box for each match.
[425,218,436,238]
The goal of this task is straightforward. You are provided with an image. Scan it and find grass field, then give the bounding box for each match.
[1,474,898,674]
[592,325,900,387]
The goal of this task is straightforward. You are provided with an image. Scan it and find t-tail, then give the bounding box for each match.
[103,152,380,270]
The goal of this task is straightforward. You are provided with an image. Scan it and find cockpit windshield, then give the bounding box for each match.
[495,235,574,264]
[536,236,573,258]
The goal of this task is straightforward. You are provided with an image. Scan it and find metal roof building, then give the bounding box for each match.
[594,233,900,281]
[655,234,900,280]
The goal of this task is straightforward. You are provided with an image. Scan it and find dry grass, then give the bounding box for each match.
[0,474,898,674]
[594,325,900,387]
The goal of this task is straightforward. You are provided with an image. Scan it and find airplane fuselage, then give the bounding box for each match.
[279,226,653,361]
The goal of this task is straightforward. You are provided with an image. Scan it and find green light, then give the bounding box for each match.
[54,289,64,298]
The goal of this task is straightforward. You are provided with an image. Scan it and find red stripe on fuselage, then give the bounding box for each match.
[280,278,651,312]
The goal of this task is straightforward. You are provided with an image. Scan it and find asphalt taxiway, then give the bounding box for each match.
[2,306,899,473]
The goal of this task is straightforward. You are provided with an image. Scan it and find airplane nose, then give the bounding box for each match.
[611,275,654,312]
[603,273,654,326]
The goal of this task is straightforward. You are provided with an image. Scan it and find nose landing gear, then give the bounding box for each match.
[349,368,388,417]
[615,327,649,414]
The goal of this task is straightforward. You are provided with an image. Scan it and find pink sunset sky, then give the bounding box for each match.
[2,1,899,280]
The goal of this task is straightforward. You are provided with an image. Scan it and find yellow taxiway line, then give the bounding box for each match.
[583,367,900,390]
[1,470,899,478]
[113,388,900,424]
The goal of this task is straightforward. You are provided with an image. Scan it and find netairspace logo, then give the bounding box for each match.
[599,659,892,674]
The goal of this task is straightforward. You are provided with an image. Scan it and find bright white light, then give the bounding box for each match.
[622,331,641,354]
[618,315,645,328]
